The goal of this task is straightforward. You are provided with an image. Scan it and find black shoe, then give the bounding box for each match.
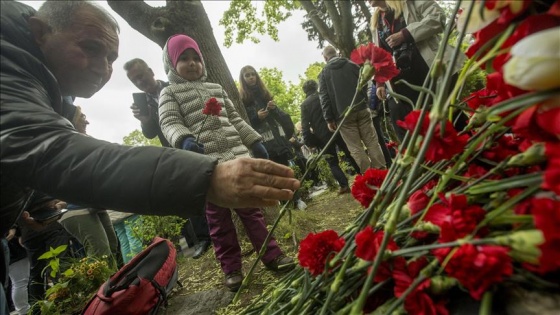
[192,240,212,259]
[264,254,295,272]
[224,270,243,292]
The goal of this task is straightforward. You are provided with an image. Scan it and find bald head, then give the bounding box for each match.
[322,46,338,61]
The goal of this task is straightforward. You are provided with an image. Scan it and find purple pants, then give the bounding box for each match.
[205,203,283,275]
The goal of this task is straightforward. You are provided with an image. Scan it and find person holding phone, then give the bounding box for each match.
[124,58,212,259]
[124,58,171,147]
[239,66,295,166]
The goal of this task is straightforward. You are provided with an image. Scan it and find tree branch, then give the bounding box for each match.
[324,0,342,46]
[299,1,337,47]
[357,0,372,23]
[107,0,170,47]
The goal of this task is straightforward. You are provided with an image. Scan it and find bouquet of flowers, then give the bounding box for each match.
[236,1,560,314]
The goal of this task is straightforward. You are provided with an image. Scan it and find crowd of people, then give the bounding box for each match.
[0,0,458,313]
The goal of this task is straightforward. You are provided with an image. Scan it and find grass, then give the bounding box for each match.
[167,186,363,314]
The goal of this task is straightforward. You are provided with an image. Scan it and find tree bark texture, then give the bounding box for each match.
[107,0,249,122]
[299,0,357,57]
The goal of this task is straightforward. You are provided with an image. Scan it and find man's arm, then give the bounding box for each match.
[1,68,299,221]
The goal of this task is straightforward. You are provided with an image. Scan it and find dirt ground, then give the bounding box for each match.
[168,187,363,314]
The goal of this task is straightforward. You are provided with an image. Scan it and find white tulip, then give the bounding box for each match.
[503,27,560,91]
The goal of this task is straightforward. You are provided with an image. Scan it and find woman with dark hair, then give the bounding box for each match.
[239,65,295,166]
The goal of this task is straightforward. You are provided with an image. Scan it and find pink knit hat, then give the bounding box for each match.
[167,34,203,68]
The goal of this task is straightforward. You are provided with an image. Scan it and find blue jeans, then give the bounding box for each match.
[113,215,143,264]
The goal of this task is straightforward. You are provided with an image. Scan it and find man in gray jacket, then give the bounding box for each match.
[0,1,298,244]
[318,46,386,173]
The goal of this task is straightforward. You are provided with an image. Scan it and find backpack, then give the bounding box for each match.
[82,237,179,315]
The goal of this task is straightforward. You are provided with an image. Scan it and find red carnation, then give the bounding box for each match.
[350,43,399,84]
[531,197,560,273]
[542,143,560,194]
[464,88,498,111]
[393,257,449,315]
[433,244,513,300]
[298,230,345,276]
[513,104,560,144]
[397,110,469,162]
[355,227,399,282]
[202,97,222,116]
[196,97,223,143]
[351,168,389,208]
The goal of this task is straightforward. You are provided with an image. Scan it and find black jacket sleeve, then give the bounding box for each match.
[318,70,335,122]
[1,43,217,221]
[140,104,160,139]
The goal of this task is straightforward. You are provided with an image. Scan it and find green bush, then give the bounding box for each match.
[131,215,186,247]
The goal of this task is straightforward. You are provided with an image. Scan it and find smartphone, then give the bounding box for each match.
[33,209,67,225]
[132,92,149,116]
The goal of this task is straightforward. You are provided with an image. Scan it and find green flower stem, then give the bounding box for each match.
[488,215,534,225]
[466,172,543,195]
[479,291,493,315]
[195,115,209,143]
[431,1,465,119]
[320,257,353,315]
[391,238,496,257]
[475,185,540,232]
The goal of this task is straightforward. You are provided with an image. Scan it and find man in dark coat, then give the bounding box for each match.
[300,80,351,194]
[318,46,387,173]
[0,0,299,281]
[124,58,211,258]
[124,58,171,147]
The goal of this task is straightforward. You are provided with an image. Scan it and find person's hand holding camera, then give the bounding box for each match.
[266,100,277,111]
[181,137,205,154]
[257,108,269,120]
[131,103,151,123]
[386,32,405,48]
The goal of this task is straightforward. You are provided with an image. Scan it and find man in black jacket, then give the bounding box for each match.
[300,80,351,194]
[0,0,299,265]
[124,58,211,259]
[124,58,170,147]
[318,46,387,173]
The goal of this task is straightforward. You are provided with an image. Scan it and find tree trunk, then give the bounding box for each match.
[299,0,356,57]
[107,0,248,122]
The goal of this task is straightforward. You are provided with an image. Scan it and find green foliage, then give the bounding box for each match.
[131,215,186,246]
[301,62,325,81]
[314,155,338,190]
[258,67,302,122]
[122,129,162,147]
[220,0,298,47]
[34,247,114,314]
[459,62,487,100]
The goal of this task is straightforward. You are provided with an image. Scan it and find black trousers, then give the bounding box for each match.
[182,215,210,247]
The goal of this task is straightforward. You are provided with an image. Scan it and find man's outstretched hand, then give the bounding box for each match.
[207,158,300,209]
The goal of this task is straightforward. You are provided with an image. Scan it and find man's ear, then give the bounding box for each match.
[27,16,52,47]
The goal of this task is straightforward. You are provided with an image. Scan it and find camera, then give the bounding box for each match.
[392,42,413,71]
